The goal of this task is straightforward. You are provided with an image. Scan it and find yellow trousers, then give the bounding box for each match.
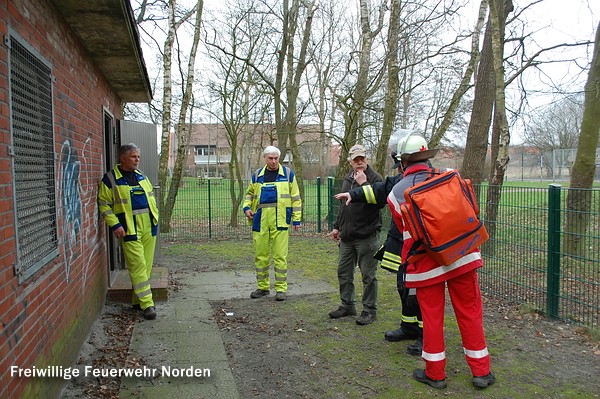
[252,207,289,292]
[122,212,156,310]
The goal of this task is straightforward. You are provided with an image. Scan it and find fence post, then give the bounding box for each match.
[328,177,334,231]
[317,177,322,233]
[547,184,561,319]
[208,179,212,238]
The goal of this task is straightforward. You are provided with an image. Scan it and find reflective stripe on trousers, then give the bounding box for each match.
[416,269,491,380]
[122,212,156,309]
[252,207,289,292]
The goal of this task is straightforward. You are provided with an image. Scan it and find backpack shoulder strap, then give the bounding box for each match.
[425,167,443,179]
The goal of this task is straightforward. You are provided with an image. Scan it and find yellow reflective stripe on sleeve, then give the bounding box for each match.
[100,209,114,218]
[383,251,402,263]
[362,185,377,204]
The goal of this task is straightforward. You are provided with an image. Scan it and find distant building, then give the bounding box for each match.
[168,123,332,179]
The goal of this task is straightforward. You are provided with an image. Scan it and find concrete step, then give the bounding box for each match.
[107,266,169,303]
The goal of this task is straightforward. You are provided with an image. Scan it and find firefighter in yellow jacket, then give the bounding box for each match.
[243,146,302,301]
[98,143,159,320]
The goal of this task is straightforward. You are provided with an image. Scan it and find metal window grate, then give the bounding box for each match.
[9,35,59,282]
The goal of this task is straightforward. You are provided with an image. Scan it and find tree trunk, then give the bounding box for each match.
[480,0,512,254]
[374,0,401,173]
[335,0,386,179]
[429,0,488,148]
[161,1,204,233]
[460,8,495,185]
[283,0,317,213]
[488,0,513,187]
[564,21,600,256]
[157,0,177,233]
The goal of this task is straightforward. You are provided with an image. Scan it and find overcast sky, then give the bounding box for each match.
[140,0,600,145]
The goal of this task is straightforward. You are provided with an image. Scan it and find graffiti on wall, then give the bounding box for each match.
[57,94,103,285]
[59,139,82,279]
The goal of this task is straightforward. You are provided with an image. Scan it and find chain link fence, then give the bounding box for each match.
[158,177,599,330]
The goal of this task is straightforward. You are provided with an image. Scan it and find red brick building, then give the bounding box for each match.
[0,1,151,398]
[172,123,329,179]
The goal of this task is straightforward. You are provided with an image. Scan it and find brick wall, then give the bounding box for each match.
[0,1,122,398]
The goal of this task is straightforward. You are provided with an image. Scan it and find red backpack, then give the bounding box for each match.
[400,168,488,266]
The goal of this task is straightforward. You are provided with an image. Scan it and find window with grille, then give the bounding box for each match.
[9,32,59,282]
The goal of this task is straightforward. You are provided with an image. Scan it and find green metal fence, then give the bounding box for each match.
[159,177,600,329]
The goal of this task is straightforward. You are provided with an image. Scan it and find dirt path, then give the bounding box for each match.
[61,247,600,399]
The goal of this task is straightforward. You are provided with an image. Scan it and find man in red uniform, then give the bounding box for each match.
[387,133,496,390]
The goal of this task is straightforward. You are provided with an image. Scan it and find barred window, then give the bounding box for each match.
[9,32,58,282]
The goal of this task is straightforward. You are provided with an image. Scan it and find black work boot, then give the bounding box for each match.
[143,306,157,320]
[355,311,376,325]
[275,292,286,301]
[413,368,447,389]
[384,328,417,342]
[472,372,496,389]
[406,336,423,356]
[328,306,356,319]
[250,289,270,298]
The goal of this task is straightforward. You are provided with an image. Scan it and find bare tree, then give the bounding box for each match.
[564,20,600,255]
[304,1,348,177]
[333,0,387,178]
[280,0,318,199]
[371,0,401,173]
[204,0,274,226]
[523,94,583,177]
[488,0,513,188]
[428,0,488,148]
[145,0,203,233]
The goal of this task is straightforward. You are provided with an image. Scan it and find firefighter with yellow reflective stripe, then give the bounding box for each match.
[335,150,423,354]
[98,143,159,320]
[243,146,302,302]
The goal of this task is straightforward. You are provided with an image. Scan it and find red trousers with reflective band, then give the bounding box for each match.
[417,269,491,380]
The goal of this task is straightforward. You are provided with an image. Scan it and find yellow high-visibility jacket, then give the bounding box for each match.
[243,164,302,231]
[98,165,159,241]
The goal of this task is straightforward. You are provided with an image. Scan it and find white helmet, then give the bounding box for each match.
[397,133,439,162]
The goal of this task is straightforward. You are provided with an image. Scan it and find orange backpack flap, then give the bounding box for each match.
[401,169,488,266]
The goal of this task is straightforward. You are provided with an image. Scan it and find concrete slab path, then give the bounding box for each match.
[119,269,335,398]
